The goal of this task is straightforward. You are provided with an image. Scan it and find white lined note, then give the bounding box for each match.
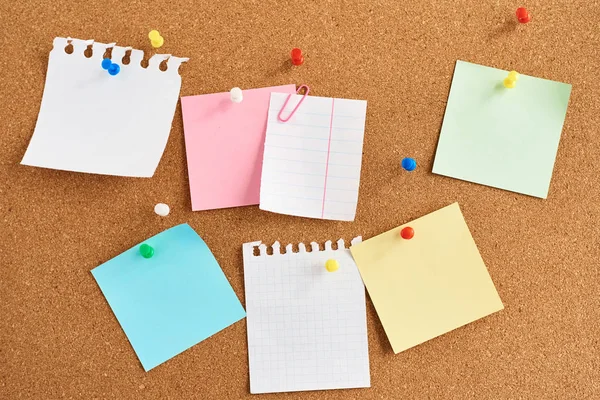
[259,93,367,221]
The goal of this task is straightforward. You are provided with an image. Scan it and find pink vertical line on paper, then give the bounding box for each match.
[321,98,335,218]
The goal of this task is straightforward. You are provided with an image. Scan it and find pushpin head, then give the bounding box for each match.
[107,63,120,76]
[154,203,170,217]
[230,87,243,103]
[503,78,516,88]
[503,71,519,89]
[101,58,112,70]
[325,259,339,272]
[140,244,154,258]
[507,71,519,81]
[516,7,531,23]
[149,30,164,48]
[148,30,161,40]
[151,37,164,49]
[401,157,417,172]
[400,227,414,240]
[291,48,304,66]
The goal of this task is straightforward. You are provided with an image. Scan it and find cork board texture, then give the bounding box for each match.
[1,0,599,399]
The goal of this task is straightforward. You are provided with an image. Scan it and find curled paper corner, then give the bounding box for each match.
[350,236,362,246]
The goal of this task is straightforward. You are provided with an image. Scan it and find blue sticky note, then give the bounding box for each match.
[91,223,246,371]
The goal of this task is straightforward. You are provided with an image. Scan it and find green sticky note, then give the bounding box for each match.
[433,60,572,198]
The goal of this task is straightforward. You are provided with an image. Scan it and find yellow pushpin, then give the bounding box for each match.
[325,259,339,273]
[148,30,164,49]
[503,70,519,89]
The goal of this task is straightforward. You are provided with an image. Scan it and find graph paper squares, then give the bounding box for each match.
[242,238,370,394]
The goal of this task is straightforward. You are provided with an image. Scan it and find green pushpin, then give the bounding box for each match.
[140,244,154,259]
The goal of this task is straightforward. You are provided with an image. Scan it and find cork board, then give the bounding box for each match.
[1,1,599,399]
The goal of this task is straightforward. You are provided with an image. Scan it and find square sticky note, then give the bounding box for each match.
[259,93,367,221]
[181,85,296,211]
[433,60,572,198]
[22,37,187,177]
[91,224,246,371]
[243,238,370,394]
[350,203,503,354]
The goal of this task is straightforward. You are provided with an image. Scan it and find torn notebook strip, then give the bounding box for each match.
[242,237,370,394]
[22,37,188,177]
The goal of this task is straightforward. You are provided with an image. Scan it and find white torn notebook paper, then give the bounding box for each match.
[21,37,188,177]
[243,238,370,394]
[259,93,367,221]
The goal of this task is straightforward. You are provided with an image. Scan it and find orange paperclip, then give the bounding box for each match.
[278,85,310,123]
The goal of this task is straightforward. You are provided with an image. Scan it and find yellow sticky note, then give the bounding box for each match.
[350,203,503,353]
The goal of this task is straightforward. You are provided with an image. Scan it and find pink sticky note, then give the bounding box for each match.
[181,85,296,211]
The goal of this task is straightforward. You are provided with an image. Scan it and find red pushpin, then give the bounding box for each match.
[400,227,414,240]
[291,48,304,66]
[516,7,531,23]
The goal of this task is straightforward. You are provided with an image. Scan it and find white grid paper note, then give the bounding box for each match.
[243,238,370,394]
[259,93,367,221]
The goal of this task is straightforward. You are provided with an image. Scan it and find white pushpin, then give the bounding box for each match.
[154,203,170,217]
[230,87,243,103]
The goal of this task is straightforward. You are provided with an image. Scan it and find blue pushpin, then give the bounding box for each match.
[401,157,417,172]
[107,63,120,76]
[101,58,112,70]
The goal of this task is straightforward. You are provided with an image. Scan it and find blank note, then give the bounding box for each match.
[181,85,296,211]
[350,203,504,354]
[243,238,370,394]
[259,93,367,221]
[433,60,572,198]
[91,224,246,371]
